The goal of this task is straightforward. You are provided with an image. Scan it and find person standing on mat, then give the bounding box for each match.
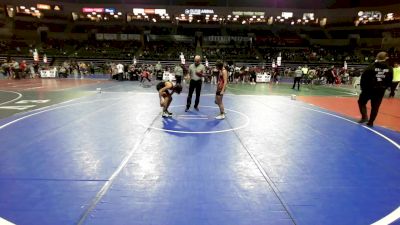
[358,51,393,127]
[215,60,228,120]
[389,62,400,98]
[185,55,206,112]
[292,66,303,90]
[174,63,184,84]
[157,81,183,118]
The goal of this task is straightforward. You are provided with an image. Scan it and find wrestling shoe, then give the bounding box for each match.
[215,114,225,120]
[162,112,170,118]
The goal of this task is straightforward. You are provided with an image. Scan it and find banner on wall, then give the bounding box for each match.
[96,33,140,41]
[204,36,251,43]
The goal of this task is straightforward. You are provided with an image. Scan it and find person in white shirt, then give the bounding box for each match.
[292,66,303,91]
[185,55,206,112]
[174,64,184,84]
[117,63,124,81]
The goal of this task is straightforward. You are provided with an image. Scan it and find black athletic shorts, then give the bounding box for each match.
[216,91,223,96]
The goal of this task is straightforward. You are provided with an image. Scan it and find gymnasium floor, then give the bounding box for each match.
[0,79,399,225]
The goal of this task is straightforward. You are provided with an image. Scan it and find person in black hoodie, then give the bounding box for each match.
[358,52,393,127]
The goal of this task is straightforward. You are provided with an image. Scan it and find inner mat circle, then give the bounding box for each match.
[136,105,250,134]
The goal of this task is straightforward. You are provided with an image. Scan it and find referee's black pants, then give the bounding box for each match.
[292,77,301,90]
[358,89,386,123]
[186,79,202,109]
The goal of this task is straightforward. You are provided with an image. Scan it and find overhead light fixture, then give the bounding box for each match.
[20,6,26,9]
[118,12,122,15]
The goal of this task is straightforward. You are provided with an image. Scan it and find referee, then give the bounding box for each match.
[185,55,206,112]
[358,52,393,127]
